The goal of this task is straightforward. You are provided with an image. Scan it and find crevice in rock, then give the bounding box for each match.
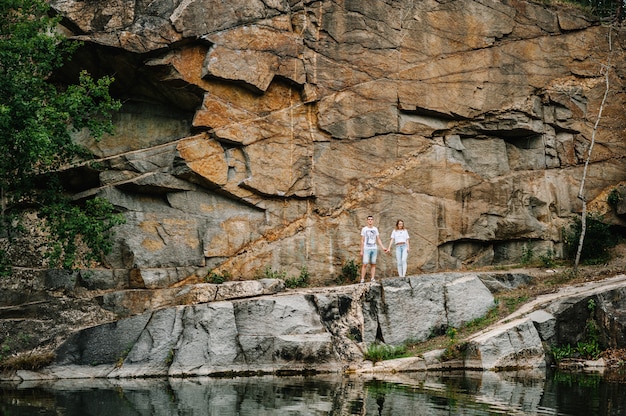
[376,284,386,343]
[231,302,249,365]
[443,281,450,329]
[239,180,315,200]
[398,105,466,121]
[375,322,385,343]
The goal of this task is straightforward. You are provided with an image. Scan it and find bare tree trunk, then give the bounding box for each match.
[574,27,613,273]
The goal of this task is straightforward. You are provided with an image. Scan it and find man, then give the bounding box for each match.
[360,215,388,283]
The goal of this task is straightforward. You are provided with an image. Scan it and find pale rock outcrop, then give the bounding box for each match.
[464,318,547,370]
[425,274,626,373]
[364,273,495,345]
[40,0,626,284]
[528,309,557,345]
[98,278,285,316]
[24,273,495,379]
[10,274,626,380]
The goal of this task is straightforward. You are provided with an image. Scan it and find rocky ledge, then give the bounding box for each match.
[7,272,626,382]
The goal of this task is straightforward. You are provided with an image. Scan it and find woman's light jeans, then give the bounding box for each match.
[395,244,408,277]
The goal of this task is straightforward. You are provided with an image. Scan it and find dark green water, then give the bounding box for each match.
[1,370,625,415]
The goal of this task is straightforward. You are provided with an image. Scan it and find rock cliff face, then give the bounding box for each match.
[48,0,626,283]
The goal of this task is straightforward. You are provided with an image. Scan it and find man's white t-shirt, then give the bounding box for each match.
[361,226,380,249]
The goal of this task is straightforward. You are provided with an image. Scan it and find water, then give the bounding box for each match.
[1,369,625,415]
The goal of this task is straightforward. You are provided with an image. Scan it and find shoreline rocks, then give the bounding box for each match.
[6,273,626,382]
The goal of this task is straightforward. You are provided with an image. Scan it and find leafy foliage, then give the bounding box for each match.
[563,214,617,265]
[337,259,359,284]
[521,242,534,265]
[255,266,287,280]
[551,299,604,362]
[564,0,624,19]
[441,341,469,362]
[607,188,622,207]
[551,343,575,361]
[539,249,557,268]
[205,270,231,284]
[253,265,310,288]
[0,0,122,271]
[284,267,310,288]
[364,343,408,363]
[551,331,601,361]
[41,193,125,269]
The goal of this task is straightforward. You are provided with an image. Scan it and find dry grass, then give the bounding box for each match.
[0,351,55,371]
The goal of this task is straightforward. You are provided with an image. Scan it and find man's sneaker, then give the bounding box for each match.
[360,278,364,284]
[371,278,376,282]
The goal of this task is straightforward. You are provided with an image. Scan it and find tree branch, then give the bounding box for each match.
[574,26,613,272]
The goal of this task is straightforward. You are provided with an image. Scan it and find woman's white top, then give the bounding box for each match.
[390,229,409,244]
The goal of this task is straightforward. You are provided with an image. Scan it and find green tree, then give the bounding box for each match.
[567,0,624,19]
[564,214,617,265]
[0,0,123,273]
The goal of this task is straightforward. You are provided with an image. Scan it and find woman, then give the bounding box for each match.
[386,219,410,277]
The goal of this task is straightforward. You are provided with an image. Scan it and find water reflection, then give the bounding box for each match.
[1,370,625,415]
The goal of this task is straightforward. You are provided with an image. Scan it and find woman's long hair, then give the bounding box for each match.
[395,219,405,230]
